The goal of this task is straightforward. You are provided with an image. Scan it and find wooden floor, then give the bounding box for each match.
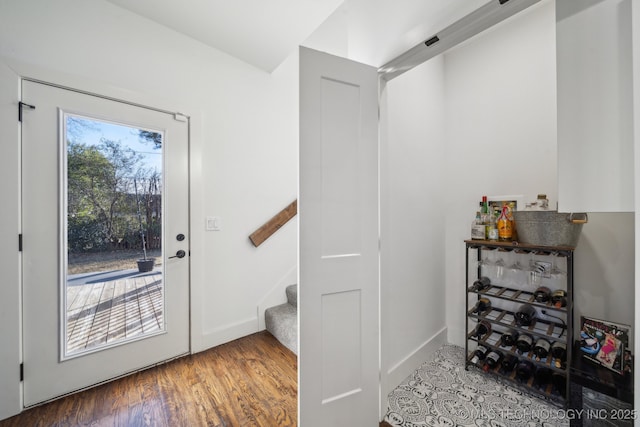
[66,270,163,354]
[0,331,297,427]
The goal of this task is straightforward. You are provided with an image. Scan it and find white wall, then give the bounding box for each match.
[379,56,448,407]
[556,0,634,213]
[443,1,558,346]
[0,0,298,400]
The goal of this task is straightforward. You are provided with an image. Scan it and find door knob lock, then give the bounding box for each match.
[169,250,186,259]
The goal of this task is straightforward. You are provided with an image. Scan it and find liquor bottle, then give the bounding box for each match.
[470,298,492,314]
[533,337,551,359]
[516,334,534,353]
[515,304,537,326]
[551,289,567,308]
[470,345,489,364]
[470,277,491,292]
[501,355,518,373]
[500,330,519,347]
[487,208,499,241]
[483,350,503,371]
[471,211,485,240]
[470,321,492,339]
[481,196,490,239]
[497,205,513,241]
[550,342,567,368]
[534,286,551,303]
[534,367,553,389]
[508,202,518,241]
[515,360,535,381]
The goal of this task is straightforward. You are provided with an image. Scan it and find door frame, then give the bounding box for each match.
[0,57,204,419]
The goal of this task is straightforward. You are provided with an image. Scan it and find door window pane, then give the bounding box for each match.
[64,114,164,358]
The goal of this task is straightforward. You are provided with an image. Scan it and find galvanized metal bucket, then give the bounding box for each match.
[513,211,588,248]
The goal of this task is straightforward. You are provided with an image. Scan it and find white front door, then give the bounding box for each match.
[21,80,190,406]
[299,47,380,425]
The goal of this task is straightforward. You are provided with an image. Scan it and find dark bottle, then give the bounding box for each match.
[534,367,553,389]
[515,360,535,381]
[534,286,551,303]
[533,338,551,359]
[550,342,567,368]
[500,330,519,347]
[470,321,492,339]
[471,345,489,364]
[470,298,492,314]
[551,289,567,308]
[516,334,534,353]
[470,277,491,292]
[483,350,503,372]
[515,304,537,326]
[552,372,567,397]
[501,355,518,373]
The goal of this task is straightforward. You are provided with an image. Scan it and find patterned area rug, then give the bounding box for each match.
[384,345,570,427]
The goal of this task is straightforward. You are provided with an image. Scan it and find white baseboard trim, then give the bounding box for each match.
[194,317,258,353]
[383,326,448,399]
[447,325,466,347]
[256,266,297,331]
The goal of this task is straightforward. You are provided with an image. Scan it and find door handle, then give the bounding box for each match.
[169,250,186,259]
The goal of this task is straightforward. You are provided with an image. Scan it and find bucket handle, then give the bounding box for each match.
[568,213,588,224]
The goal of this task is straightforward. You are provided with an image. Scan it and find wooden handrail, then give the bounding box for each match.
[249,200,297,247]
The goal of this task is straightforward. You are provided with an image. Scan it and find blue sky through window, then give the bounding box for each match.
[67,115,163,172]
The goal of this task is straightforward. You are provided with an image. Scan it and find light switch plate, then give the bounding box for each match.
[206,216,221,231]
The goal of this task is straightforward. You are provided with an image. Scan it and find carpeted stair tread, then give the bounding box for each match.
[286,284,297,307]
[265,302,297,354]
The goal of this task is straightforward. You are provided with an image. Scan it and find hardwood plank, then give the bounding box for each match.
[1,332,296,427]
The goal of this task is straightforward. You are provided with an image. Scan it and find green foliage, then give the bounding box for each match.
[66,131,161,253]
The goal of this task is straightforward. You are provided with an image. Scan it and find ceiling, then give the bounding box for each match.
[105,0,491,73]
[106,0,344,72]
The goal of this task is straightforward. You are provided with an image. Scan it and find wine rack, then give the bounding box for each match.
[464,240,574,407]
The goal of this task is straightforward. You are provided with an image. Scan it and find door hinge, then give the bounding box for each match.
[18,234,22,252]
[18,101,36,122]
[20,363,23,382]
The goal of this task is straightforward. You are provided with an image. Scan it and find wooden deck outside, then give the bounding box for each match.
[66,269,163,354]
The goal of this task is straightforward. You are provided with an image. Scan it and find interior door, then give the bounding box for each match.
[299,47,380,425]
[21,80,190,406]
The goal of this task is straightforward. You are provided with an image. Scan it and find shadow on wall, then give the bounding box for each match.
[572,212,634,345]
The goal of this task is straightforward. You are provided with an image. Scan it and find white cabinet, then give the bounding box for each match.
[556,0,634,212]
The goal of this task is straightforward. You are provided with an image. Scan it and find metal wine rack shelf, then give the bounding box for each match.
[464,240,574,407]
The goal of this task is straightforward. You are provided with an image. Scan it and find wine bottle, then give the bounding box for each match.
[470,321,492,339]
[497,205,513,241]
[470,277,491,292]
[470,298,492,314]
[471,345,489,364]
[550,342,567,368]
[501,355,518,373]
[552,372,567,397]
[534,286,551,303]
[533,338,551,359]
[500,330,519,347]
[516,360,535,381]
[515,304,537,326]
[483,350,503,372]
[551,289,567,308]
[534,367,553,389]
[516,334,534,353]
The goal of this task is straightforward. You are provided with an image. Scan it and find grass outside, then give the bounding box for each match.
[68,249,162,275]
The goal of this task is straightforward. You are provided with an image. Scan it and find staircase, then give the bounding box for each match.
[265,284,298,355]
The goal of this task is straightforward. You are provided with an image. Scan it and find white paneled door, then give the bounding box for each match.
[299,47,380,425]
[21,81,190,406]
